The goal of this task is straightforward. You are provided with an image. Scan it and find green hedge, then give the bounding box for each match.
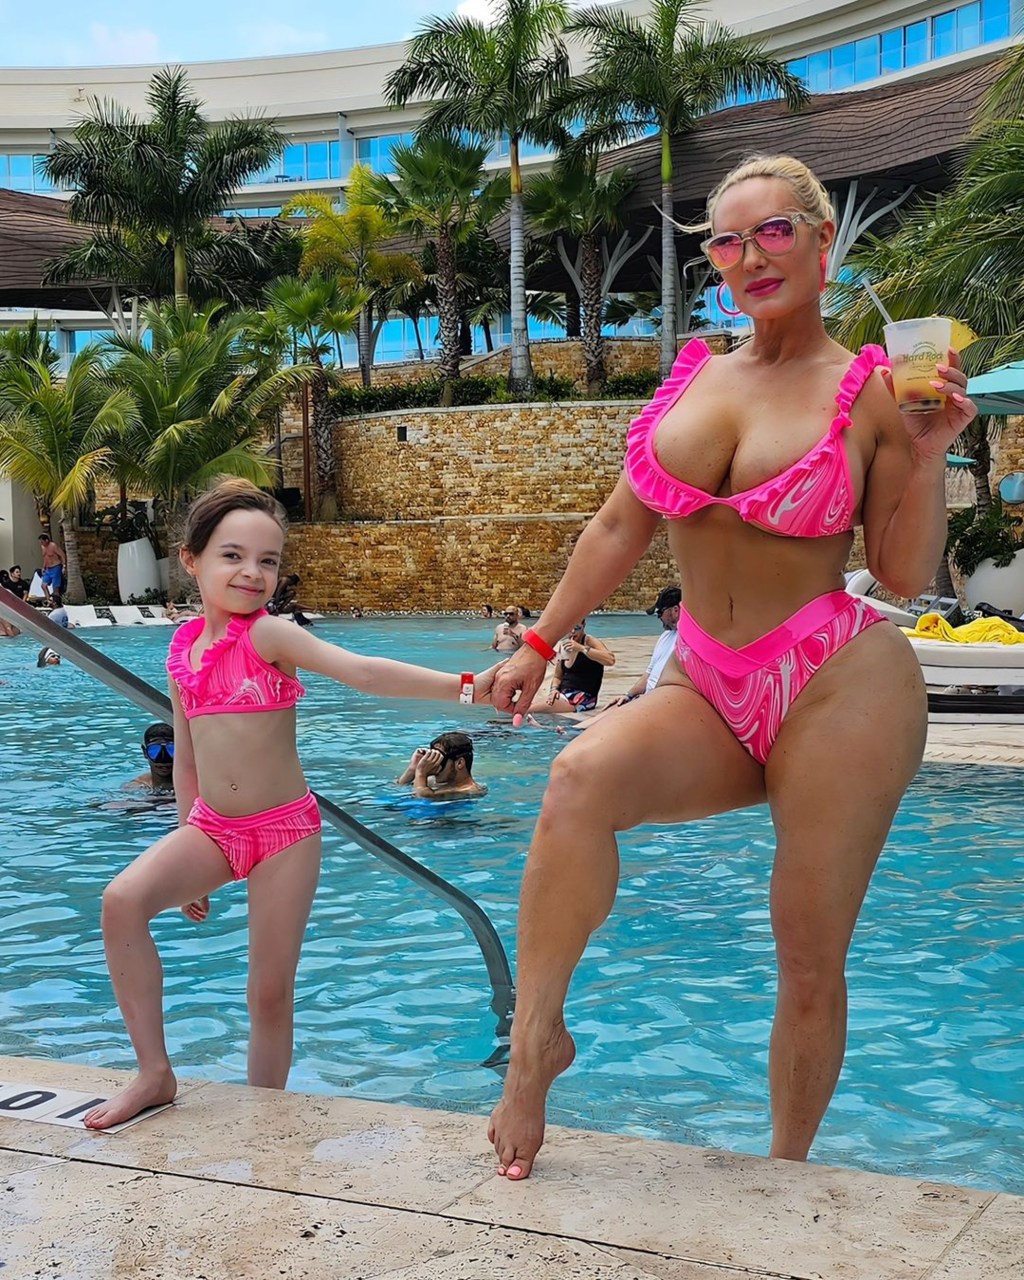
[602,369,660,399]
[327,369,658,417]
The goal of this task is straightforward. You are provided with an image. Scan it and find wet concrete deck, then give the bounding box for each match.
[2,1055,1022,1279]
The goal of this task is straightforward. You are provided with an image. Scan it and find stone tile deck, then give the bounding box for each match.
[2,1055,1022,1280]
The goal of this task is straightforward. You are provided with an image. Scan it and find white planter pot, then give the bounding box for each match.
[117,538,159,604]
[964,550,1024,615]
[156,557,170,594]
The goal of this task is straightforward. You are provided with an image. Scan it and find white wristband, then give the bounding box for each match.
[459,672,474,704]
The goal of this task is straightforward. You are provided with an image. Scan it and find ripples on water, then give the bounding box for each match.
[1,617,1022,1191]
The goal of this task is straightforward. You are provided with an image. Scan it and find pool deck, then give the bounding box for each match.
[603,636,1024,767]
[2,1054,1022,1280]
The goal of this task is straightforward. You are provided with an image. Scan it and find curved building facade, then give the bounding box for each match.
[0,0,1017,214]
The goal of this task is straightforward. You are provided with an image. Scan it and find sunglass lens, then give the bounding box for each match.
[754,218,796,253]
[708,235,742,269]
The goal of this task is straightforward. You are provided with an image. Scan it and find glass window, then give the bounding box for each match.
[806,50,830,93]
[981,0,1011,40]
[306,141,328,181]
[932,10,957,57]
[787,56,808,85]
[282,144,305,180]
[854,35,880,81]
[957,1,982,48]
[8,155,32,189]
[329,139,341,178]
[246,156,281,185]
[0,155,8,184]
[830,41,855,89]
[904,20,929,65]
[880,28,904,73]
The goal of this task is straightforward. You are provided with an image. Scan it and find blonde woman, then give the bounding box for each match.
[489,154,976,1179]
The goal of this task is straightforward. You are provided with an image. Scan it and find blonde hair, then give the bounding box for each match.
[701,154,834,232]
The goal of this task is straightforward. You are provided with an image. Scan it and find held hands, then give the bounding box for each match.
[472,660,506,704]
[883,349,978,465]
[181,895,210,923]
[491,646,547,714]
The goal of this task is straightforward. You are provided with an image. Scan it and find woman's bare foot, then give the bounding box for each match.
[181,895,209,923]
[83,1067,177,1130]
[488,1022,576,1180]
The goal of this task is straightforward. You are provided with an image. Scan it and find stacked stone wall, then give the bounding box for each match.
[281,518,675,613]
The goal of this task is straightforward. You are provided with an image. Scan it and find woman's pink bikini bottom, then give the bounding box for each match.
[675,590,885,765]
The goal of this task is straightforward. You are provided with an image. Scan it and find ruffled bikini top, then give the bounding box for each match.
[624,338,889,538]
[167,610,305,719]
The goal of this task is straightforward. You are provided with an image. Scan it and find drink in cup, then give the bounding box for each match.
[882,316,952,414]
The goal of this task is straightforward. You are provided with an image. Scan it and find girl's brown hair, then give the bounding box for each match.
[182,479,287,555]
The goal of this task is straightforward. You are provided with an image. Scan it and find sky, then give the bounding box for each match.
[0,0,507,67]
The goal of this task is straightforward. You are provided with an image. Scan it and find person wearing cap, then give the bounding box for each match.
[639,586,682,694]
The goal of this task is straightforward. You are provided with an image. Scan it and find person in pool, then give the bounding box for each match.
[83,477,500,1131]
[396,731,487,799]
[486,152,976,1180]
[126,723,176,795]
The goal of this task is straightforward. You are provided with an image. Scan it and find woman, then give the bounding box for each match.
[537,619,615,712]
[488,154,975,1180]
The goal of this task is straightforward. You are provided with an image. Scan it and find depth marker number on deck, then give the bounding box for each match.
[0,1080,171,1133]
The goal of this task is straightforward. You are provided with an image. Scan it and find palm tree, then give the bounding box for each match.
[525,155,635,395]
[107,301,312,595]
[368,135,510,404]
[42,66,285,304]
[565,0,807,376]
[263,276,366,519]
[285,177,423,387]
[386,0,571,396]
[44,217,304,312]
[0,348,139,602]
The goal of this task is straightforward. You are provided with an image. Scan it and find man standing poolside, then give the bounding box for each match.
[37,534,66,600]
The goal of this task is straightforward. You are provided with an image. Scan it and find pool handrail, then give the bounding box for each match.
[0,591,515,1044]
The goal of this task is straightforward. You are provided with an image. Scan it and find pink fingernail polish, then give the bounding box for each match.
[952,392,965,403]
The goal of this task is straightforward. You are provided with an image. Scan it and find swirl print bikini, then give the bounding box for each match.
[167,610,320,878]
[624,338,889,765]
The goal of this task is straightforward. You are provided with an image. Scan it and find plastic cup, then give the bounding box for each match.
[883,316,952,414]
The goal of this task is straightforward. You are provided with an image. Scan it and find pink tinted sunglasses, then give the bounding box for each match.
[701,213,818,271]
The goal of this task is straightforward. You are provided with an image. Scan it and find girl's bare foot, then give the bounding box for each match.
[488,1022,576,1180]
[181,895,209,923]
[83,1067,177,1130]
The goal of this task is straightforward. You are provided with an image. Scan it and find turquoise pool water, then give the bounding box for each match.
[1,615,1022,1192]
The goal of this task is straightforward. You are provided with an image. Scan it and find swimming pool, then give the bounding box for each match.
[1,615,1022,1193]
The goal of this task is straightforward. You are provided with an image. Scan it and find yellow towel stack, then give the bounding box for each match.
[902,613,1024,644]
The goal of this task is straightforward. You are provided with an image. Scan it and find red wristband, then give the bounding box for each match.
[522,628,557,662]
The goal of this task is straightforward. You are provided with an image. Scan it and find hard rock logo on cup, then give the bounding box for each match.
[882,316,953,414]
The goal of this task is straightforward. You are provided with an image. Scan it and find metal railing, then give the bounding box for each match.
[0,591,515,1055]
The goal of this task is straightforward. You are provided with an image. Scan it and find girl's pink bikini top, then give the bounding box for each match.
[167,610,305,719]
[624,338,889,538]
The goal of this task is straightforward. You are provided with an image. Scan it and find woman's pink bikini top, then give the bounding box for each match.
[167,610,305,719]
[624,338,889,538]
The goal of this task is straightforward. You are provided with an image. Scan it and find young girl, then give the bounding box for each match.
[85,478,497,1130]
